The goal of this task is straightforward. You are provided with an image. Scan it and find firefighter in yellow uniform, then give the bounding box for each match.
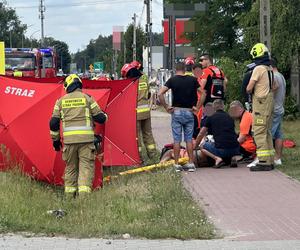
[246,43,275,171]
[49,74,108,197]
[121,62,157,163]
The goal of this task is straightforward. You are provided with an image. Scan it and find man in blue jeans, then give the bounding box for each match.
[271,58,286,166]
[194,99,240,168]
[158,62,204,172]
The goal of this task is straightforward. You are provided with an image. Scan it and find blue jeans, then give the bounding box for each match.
[203,142,240,159]
[271,113,283,140]
[171,109,194,143]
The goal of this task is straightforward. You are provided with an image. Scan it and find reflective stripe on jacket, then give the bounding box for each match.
[137,74,150,120]
[50,89,102,144]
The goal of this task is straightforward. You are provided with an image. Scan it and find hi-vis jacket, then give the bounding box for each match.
[137,74,150,120]
[50,89,102,144]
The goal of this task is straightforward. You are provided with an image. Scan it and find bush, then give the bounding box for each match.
[284,95,299,118]
[217,57,250,104]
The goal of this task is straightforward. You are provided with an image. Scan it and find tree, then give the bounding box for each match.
[152,32,163,46]
[0,2,27,48]
[73,35,113,73]
[239,0,300,75]
[123,24,146,64]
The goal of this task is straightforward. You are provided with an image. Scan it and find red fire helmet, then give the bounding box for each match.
[184,56,195,65]
[130,60,142,70]
[121,63,134,78]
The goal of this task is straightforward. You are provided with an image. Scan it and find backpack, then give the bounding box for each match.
[208,66,225,99]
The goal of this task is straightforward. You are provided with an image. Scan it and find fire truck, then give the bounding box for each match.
[5,48,57,78]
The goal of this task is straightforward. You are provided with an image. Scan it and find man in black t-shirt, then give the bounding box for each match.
[194,99,240,168]
[158,62,204,172]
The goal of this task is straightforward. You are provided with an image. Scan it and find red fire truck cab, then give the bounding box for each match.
[5,48,57,78]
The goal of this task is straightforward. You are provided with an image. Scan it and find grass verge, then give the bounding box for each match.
[277,120,300,180]
[0,167,215,239]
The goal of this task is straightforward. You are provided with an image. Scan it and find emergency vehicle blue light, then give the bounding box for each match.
[5,48,12,52]
[39,48,52,53]
[18,48,31,52]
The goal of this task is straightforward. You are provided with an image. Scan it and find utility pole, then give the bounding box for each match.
[39,0,45,47]
[123,33,127,64]
[132,13,137,61]
[260,0,271,51]
[145,0,152,76]
[39,0,46,77]
[168,15,176,75]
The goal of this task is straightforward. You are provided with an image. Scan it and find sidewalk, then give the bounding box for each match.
[2,235,300,250]
[151,110,300,241]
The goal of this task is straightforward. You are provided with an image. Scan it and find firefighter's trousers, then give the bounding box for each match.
[62,143,96,195]
[252,93,274,165]
[137,117,157,161]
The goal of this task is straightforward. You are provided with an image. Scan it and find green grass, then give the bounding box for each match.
[0,167,215,239]
[277,120,300,180]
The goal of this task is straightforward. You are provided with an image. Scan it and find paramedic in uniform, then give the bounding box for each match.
[49,74,108,198]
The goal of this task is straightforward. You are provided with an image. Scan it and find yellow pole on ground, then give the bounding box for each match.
[0,42,5,75]
[104,157,189,183]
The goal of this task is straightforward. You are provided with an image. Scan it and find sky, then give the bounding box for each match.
[6,0,164,53]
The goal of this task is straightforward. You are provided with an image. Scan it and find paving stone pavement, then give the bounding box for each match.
[2,235,300,250]
[151,110,300,241]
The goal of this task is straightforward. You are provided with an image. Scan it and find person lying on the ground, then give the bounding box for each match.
[194,99,240,168]
[160,140,214,168]
[229,100,256,163]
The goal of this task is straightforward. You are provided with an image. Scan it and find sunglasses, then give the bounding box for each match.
[199,58,207,62]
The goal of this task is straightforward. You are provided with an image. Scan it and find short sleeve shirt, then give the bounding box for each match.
[165,75,200,108]
[250,65,272,98]
[239,111,256,153]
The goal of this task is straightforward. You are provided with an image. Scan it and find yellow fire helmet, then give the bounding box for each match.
[250,43,269,59]
[64,74,82,91]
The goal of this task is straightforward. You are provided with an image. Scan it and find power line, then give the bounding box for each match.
[138,4,145,27]
[11,0,139,9]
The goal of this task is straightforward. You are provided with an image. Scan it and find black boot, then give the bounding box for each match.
[250,163,274,171]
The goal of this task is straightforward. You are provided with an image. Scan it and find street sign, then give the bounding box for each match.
[94,62,104,72]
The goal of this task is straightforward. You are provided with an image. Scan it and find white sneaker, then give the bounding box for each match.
[184,163,196,172]
[274,159,282,166]
[247,158,259,168]
[174,164,183,172]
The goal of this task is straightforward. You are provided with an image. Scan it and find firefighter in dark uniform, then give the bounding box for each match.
[49,74,108,197]
[121,62,158,163]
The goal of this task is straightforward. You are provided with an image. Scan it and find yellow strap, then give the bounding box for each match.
[147,144,156,150]
[63,130,94,136]
[78,186,91,193]
[65,186,77,193]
